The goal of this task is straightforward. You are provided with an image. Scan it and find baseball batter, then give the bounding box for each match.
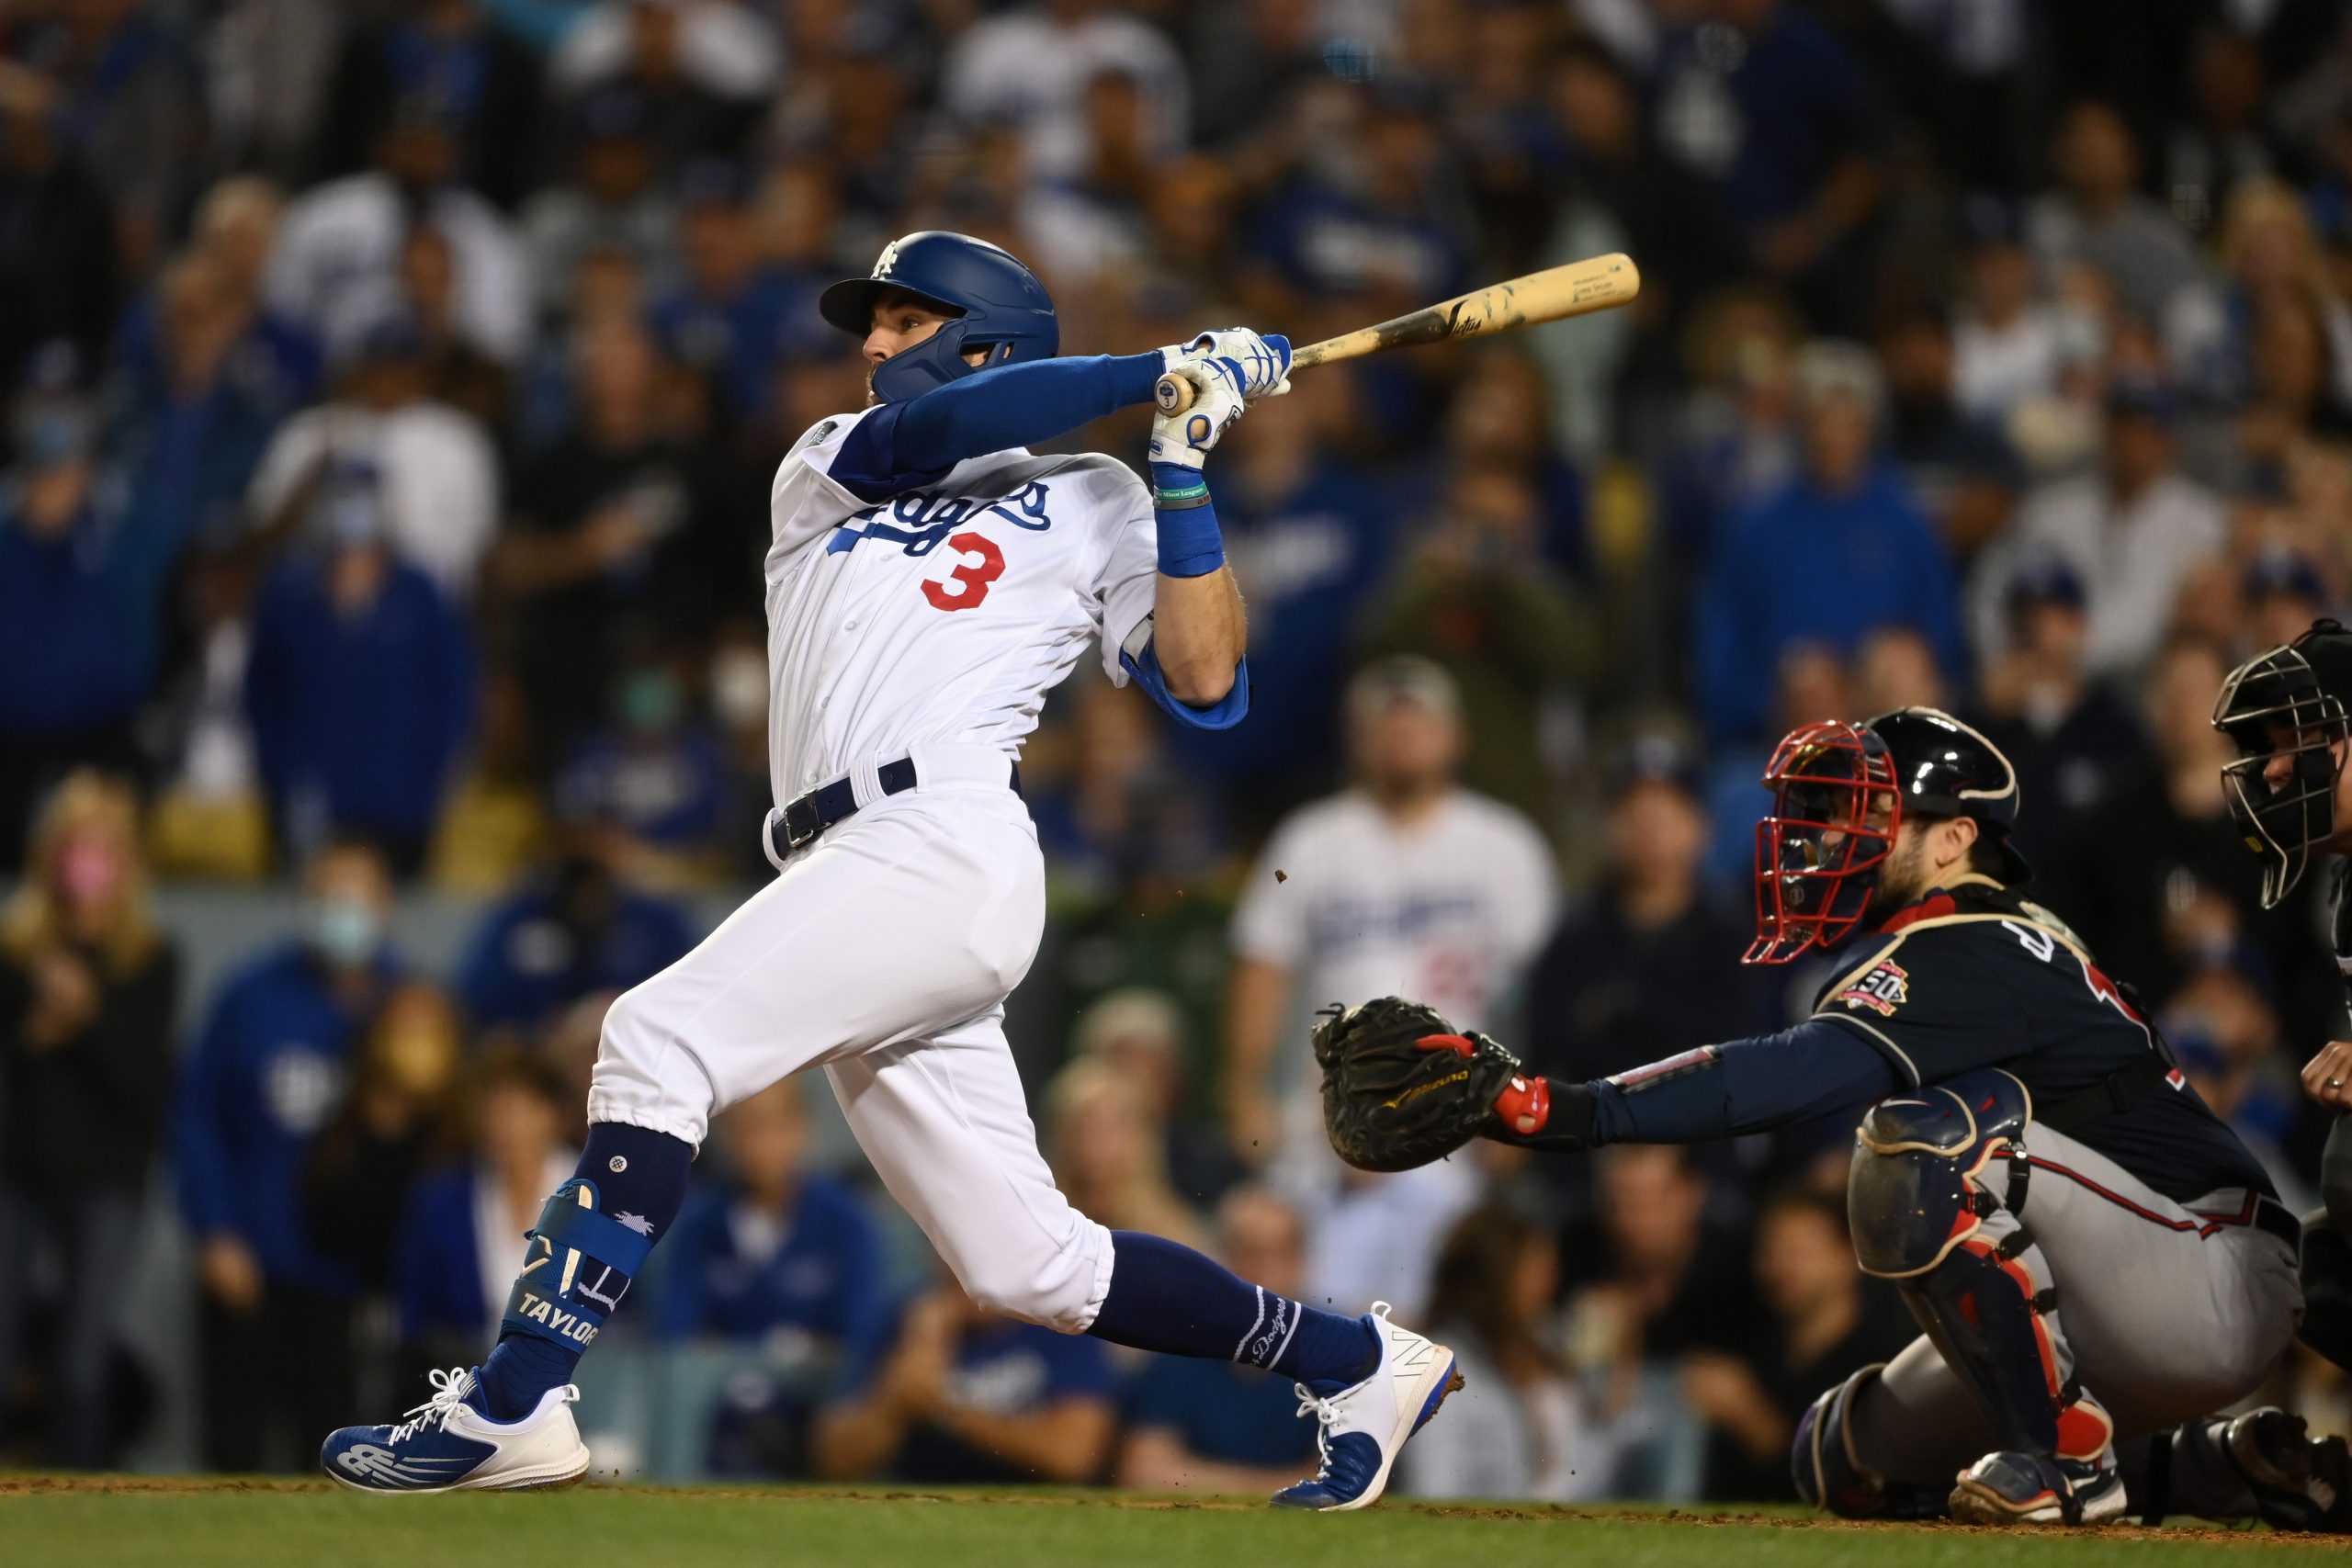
[322,232,1460,1507]
[1314,708,2344,1529]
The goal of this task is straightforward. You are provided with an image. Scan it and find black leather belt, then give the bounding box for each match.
[770,757,1019,860]
[2251,1194,2301,1252]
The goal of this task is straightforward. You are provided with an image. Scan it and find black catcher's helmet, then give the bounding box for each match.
[2213,618,2352,908]
[1747,706,2027,964]
[1866,706,2031,886]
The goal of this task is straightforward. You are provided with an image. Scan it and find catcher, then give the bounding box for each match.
[1317,706,2343,1528]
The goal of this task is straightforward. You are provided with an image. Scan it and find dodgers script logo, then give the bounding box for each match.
[828,479,1057,557]
[1246,1298,1294,1365]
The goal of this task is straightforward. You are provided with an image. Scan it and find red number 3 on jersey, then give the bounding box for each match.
[922,530,1005,612]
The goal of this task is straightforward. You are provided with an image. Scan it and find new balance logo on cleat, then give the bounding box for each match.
[334,1446,474,1486]
[1387,1324,1436,1372]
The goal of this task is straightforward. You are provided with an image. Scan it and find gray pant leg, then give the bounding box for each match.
[1847,1332,1995,1487]
[2014,1127,2300,1437]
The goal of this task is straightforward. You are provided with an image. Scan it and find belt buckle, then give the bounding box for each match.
[783,802,821,855]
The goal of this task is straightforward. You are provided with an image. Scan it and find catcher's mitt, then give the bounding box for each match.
[1313,997,1523,1172]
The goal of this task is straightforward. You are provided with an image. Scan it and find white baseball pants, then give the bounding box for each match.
[586,745,1114,1332]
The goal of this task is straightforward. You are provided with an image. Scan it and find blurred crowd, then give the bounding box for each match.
[8,0,2352,1499]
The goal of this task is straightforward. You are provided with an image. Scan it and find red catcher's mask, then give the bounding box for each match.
[1746,720,1903,964]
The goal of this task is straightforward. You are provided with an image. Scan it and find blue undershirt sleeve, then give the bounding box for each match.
[829,353,1167,501]
[1585,1020,1905,1145]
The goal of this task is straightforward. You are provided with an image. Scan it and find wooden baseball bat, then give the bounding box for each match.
[1152,252,1641,414]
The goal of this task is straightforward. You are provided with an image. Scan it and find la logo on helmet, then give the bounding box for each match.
[873,240,900,279]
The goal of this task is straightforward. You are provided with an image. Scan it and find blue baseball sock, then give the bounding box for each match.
[477,1122,693,1421]
[1086,1231,1379,1394]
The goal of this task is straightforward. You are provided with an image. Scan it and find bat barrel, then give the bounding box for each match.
[1150,252,1637,417]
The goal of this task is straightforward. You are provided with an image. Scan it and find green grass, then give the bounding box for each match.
[0,1481,2328,1568]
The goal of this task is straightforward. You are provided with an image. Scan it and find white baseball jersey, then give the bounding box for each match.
[762,407,1162,803]
[1233,789,1560,1032]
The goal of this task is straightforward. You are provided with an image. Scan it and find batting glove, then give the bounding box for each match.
[1148,359,1247,473]
[1172,328,1292,399]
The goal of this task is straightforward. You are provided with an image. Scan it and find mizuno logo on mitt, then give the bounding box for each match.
[1384,1067,1472,1110]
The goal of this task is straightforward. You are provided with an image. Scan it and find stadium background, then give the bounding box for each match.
[5,0,2352,1503]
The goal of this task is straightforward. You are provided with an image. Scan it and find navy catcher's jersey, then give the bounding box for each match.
[1810,876,2272,1205]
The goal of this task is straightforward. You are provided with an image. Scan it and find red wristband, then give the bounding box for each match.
[1493,1074,1550,1136]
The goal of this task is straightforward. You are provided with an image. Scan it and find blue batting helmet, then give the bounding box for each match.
[819,231,1059,403]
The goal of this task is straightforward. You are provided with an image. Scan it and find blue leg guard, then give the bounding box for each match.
[1848,1068,2113,1477]
[499,1179,658,1354]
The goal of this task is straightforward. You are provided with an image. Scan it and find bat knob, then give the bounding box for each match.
[1153,373,1194,415]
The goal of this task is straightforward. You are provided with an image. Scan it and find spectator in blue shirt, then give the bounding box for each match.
[453,834,696,1034]
[1246,91,1471,318]
[0,378,149,866]
[1696,341,1963,745]
[812,1270,1119,1486]
[551,651,732,882]
[174,837,400,1472]
[390,1046,578,1375]
[313,0,546,211]
[656,1080,887,1359]
[105,252,290,578]
[176,178,324,406]
[1651,0,1887,330]
[657,1080,889,1477]
[243,477,478,876]
[645,157,806,434]
[1116,1187,1320,1494]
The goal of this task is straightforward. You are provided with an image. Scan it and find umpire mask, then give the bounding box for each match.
[2214,619,2352,908]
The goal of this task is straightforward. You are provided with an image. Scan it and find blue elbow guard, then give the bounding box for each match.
[498,1179,657,1352]
[1118,627,1249,730]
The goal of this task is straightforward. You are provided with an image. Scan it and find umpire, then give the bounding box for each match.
[1317,707,2339,1528]
[2214,619,2352,1370]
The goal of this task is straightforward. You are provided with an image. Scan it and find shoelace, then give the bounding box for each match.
[389,1367,475,1443]
[1286,1303,1396,1483]
[1292,1383,1341,1476]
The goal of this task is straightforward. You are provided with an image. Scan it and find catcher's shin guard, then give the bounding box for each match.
[1848,1069,2112,1467]
[1792,1363,1945,1518]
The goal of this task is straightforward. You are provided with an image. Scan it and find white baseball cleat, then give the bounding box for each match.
[1271,1302,1463,1511]
[321,1368,590,1493]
